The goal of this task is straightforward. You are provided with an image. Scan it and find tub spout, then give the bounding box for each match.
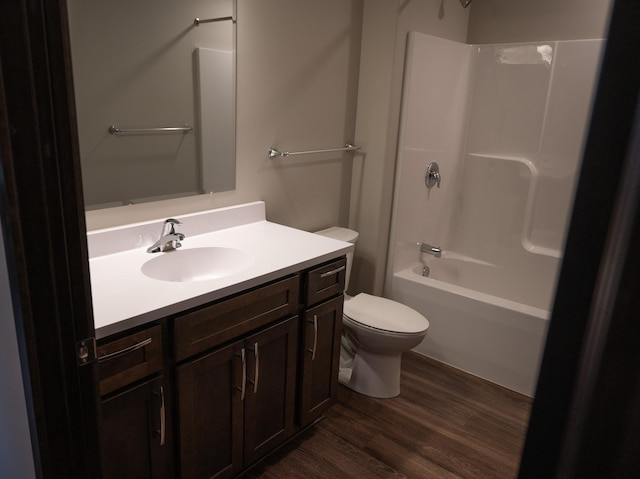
[420,243,442,258]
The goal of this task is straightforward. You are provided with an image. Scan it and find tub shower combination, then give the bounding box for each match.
[386,33,603,396]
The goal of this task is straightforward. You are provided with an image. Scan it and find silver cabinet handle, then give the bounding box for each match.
[250,342,259,394]
[97,337,152,363]
[236,348,246,401]
[153,387,166,446]
[320,265,345,278]
[307,315,318,360]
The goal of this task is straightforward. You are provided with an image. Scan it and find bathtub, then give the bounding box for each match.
[388,255,551,397]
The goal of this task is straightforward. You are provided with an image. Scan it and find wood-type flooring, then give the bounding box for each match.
[244,352,532,479]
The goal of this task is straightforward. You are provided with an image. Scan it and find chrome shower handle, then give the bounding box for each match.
[425,162,441,188]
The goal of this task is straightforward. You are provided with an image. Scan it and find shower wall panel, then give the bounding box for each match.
[531,40,604,255]
[390,33,471,272]
[388,32,604,309]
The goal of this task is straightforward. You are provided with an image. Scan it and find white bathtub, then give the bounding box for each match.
[384,34,602,397]
[389,256,551,397]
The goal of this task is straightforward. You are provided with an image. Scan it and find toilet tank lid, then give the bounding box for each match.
[314,226,359,244]
[344,293,429,333]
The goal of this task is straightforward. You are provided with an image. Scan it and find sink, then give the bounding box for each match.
[141,247,253,282]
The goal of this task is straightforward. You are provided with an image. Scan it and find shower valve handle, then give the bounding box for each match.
[425,162,441,188]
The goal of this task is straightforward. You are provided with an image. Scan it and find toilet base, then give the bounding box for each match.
[339,348,402,398]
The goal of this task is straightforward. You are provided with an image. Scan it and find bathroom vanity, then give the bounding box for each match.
[88,202,351,478]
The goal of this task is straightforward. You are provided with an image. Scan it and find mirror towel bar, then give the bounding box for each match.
[108,125,193,135]
[268,142,360,159]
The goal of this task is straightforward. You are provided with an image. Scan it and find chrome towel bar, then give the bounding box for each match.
[268,142,360,159]
[109,124,193,135]
[194,16,235,26]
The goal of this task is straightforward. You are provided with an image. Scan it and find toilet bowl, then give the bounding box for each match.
[315,227,429,398]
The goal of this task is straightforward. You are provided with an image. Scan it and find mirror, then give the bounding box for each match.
[67,0,236,209]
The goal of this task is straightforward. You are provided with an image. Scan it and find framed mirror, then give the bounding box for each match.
[67,0,236,209]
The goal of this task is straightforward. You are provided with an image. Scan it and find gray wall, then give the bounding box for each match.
[468,0,612,43]
[0,221,36,479]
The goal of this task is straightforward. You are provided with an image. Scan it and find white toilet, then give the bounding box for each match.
[315,227,429,398]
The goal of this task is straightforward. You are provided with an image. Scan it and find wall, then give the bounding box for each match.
[349,0,469,295]
[85,0,363,232]
[467,0,612,43]
[0,221,36,479]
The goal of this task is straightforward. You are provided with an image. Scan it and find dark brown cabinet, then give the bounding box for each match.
[177,317,299,479]
[100,376,171,479]
[97,325,172,479]
[176,340,244,479]
[96,258,345,478]
[299,295,343,427]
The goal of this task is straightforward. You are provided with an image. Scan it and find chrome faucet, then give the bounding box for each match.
[420,243,442,257]
[147,218,185,253]
[419,243,441,277]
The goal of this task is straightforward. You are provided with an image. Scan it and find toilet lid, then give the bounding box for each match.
[343,293,429,334]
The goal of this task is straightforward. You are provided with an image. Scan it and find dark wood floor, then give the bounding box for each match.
[244,352,532,479]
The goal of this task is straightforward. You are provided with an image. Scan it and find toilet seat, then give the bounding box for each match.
[343,293,429,334]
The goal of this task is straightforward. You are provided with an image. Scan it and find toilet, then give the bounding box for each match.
[315,227,429,398]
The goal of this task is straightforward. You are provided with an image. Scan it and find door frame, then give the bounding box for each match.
[1,0,639,477]
[0,0,101,477]
[519,0,640,476]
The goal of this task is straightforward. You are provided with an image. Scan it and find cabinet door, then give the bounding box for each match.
[243,317,299,465]
[300,295,343,427]
[100,376,171,479]
[177,341,245,479]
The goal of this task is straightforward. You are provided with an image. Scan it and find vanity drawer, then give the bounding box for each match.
[305,257,346,306]
[174,275,300,361]
[97,325,163,396]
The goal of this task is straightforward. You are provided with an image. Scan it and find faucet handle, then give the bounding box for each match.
[164,218,182,235]
[425,162,441,189]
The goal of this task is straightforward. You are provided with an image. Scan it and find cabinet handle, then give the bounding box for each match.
[320,265,345,278]
[249,342,259,394]
[307,315,318,360]
[153,387,166,446]
[97,337,152,363]
[236,348,246,401]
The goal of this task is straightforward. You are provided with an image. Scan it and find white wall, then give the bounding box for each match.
[86,0,363,232]
[0,221,36,479]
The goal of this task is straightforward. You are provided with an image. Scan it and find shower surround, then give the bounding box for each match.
[386,33,603,396]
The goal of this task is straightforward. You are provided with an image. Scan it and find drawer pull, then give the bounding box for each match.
[236,348,247,401]
[307,315,318,360]
[153,387,166,446]
[97,337,152,363]
[320,265,345,278]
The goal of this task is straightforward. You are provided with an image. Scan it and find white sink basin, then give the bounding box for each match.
[141,247,253,283]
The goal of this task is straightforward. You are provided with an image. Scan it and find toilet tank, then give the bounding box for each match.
[314,227,358,291]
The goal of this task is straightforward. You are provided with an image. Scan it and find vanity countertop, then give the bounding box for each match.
[89,202,353,339]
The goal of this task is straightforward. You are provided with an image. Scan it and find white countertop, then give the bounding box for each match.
[89,202,353,339]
